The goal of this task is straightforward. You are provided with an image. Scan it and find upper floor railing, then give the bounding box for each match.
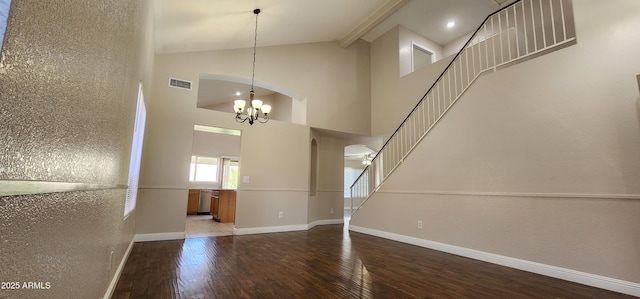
[350,0,576,215]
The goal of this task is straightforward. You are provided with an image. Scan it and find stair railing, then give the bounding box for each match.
[350,0,576,215]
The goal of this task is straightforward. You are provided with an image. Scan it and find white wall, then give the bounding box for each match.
[352,0,640,291]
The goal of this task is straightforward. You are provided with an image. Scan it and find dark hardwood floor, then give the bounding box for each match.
[113,224,633,299]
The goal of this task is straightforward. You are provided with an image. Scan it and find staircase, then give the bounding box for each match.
[350,0,577,215]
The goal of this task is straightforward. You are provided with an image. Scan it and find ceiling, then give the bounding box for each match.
[154,0,511,54]
[154,0,388,53]
[344,145,378,161]
[362,0,507,45]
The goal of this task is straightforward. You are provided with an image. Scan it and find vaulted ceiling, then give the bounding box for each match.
[154,0,512,54]
[157,0,513,129]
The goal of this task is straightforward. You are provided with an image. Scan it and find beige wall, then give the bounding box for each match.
[274,93,293,123]
[0,0,153,297]
[233,122,310,231]
[154,40,371,134]
[371,25,454,139]
[138,38,374,234]
[352,0,640,285]
[316,134,348,221]
[191,130,241,158]
[307,130,382,222]
[139,51,315,233]
[443,32,472,57]
[352,193,639,282]
[138,96,311,233]
[399,26,445,77]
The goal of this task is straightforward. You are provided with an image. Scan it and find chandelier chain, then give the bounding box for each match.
[234,8,270,126]
[251,10,259,92]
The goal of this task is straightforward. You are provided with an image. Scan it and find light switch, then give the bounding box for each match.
[242,176,250,183]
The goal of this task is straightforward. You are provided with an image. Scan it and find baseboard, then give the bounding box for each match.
[308,219,344,229]
[233,224,308,235]
[133,232,185,242]
[349,225,640,297]
[103,239,134,299]
[377,190,640,200]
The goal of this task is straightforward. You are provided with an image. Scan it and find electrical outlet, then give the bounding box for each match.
[330,208,334,214]
[417,221,423,229]
[278,211,284,219]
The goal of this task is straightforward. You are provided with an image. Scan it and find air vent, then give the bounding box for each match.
[168,77,192,90]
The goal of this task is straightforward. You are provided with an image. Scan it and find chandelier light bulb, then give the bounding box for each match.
[234,100,246,112]
[251,99,263,110]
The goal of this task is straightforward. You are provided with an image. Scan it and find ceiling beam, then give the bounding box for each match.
[339,0,408,48]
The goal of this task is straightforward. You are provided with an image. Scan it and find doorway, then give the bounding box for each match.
[343,144,378,220]
[185,125,240,238]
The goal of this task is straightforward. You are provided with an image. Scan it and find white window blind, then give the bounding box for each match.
[124,83,146,218]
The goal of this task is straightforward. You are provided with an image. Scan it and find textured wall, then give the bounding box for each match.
[0,0,149,298]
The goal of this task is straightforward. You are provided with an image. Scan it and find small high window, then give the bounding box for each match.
[412,44,434,72]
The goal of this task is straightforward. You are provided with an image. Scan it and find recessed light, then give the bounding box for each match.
[235,91,241,96]
[446,21,455,29]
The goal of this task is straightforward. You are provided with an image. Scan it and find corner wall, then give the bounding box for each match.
[314,134,349,223]
[0,0,153,297]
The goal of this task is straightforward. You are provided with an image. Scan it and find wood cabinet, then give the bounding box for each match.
[210,190,219,220]
[187,189,200,215]
[211,190,236,223]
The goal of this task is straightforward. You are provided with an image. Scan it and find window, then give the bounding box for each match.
[189,156,219,182]
[344,167,364,198]
[412,44,434,72]
[124,83,146,218]
[222,159,239,189]
[0,0,10,53]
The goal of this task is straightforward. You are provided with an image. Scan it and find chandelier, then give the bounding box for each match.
[234,8,271,125]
